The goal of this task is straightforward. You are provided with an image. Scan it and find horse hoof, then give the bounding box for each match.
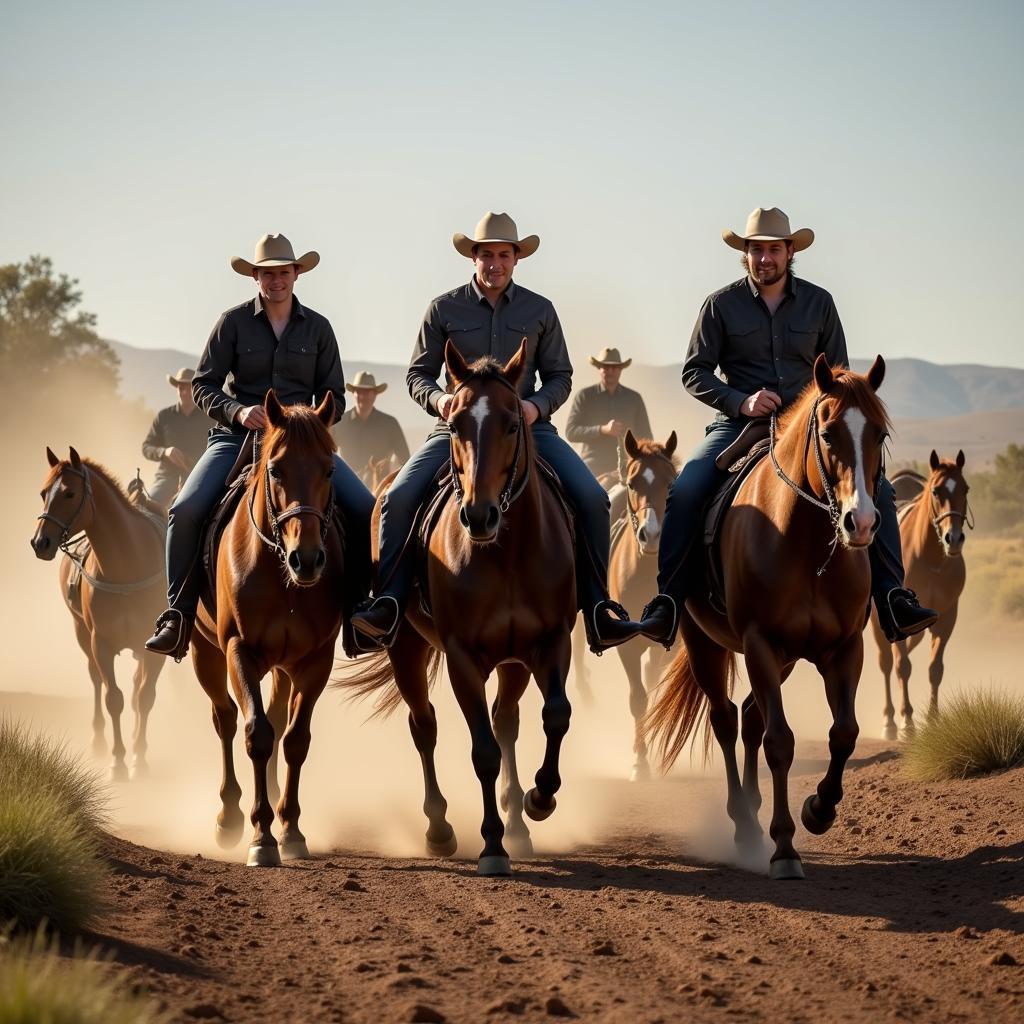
[426,831,458,858]
[477,855,512,877]
[280,839,311,861]
[109,763,130,784]
[801,794,837,836]
[769,858,805,880]
[523,788,556,821]
[900,724,916,741]
[506,833,534,859]
[246,844,282,868]
[882,722,898,742]
[129,761,149,782]
[215,822,243,849]
[629,762,651,783]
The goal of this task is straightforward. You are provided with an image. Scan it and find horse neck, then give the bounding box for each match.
[81,468,155,573]
[769,404,831,530]
[911,476,944,562]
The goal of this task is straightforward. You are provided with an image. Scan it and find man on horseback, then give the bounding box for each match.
[141,367,210,510]
[144,233,375,659]
[332,371,410,486]
[566,346,653,525]
[349,211,642,653]
[639,207,937,646]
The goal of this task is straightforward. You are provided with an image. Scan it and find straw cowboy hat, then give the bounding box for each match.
[167,367,196,387]
[722,207,814,252]
[230,233,320,276]
[589,347,632,369]
[453,212,540,259]
[346,371,388,394]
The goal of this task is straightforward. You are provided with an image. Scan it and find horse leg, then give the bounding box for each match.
[391,624,456,857]
[927,605,956,719]
[524,633,573,826]
[266,668,290,812]
[895,631,925,736]
[73,618,105,757]
[618,640,650,782]
[740,692,764,815]
[191,630,244,848]
[802,638,863,838]
[571,616,593,706]
[128,650,163,779]
[92,642,128,782]
[225,637,278,867]
[448,643,508,876]
[493,663,532,858]
[276,651,332,861]
[871,611,898,741]
[744,632,801,878]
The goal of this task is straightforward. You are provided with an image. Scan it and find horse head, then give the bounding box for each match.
[260,390,337,586]
[444,338,528,544]
[927,448,970,556]
[622,430,678,555]
[810,353,890,549]
[32,446,91,560]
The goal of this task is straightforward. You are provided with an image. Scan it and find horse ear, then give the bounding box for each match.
[46,446,60,468]
[444,339,470,387]
[664,431,678,457]
[264,389,285,427]
[866,354,886,392]
[315,390,335,427]
[68,447,82,470]
[956,449,965,468]
[813,353,835,395]
[501,338,528,388]
[624,429,639,460]
[929,449,940,471]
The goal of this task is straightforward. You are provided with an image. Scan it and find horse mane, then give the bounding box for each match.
[259,403,337,471]
[778,365,891,435]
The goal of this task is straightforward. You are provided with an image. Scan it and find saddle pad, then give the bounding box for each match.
[200,470,253,615]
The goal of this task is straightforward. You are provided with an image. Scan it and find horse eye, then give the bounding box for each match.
[268,464,281,480]
[932,488,940,497]
[507,421,519,435]
[878,431,889,446]
[820,431,833,447]
[325,467,334,479]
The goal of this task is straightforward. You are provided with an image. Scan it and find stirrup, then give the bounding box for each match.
[146,608,193,662]
[639,593,678,650]
[350,596,402,652]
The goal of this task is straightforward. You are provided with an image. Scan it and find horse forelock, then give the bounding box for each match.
[629,439,679,472]
[261,404,336,469]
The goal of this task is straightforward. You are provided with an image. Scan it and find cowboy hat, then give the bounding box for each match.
[453,212,540,259]
[589,347,632,369]
[231,233,320,276]
[722,207,814,252]
[345,371,388,395]
[167,367,196,387]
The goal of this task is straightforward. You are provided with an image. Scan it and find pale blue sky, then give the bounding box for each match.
[2,0,1022,369]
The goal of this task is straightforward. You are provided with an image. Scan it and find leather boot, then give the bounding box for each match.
[880,588,938,643]
[584,599,642,654]
[349,596,402,652]
[638,593,678,650]
[144,609,193,662]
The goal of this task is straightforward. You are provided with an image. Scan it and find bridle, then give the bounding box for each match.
[617,445,677,556]
[447,376,530,514]
[926,480,974,545]
[37,464,91,550]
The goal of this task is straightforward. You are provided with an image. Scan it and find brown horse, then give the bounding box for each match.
[362,454,392,495]
[871,450,970,739]
[32,448,167,780]
[343,341,576,876]
[645,355,890,879]
[190,391,344,867]
[608,430,678,781]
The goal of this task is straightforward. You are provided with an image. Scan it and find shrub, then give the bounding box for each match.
[904,690,1024,781]
[0,927,172,1024]
[995,576,1024,619]
[0,719,108,930]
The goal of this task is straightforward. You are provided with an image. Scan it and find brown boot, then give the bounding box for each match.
[144,609,193,661]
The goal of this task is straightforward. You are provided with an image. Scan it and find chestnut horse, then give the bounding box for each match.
[190,391,344,867]
[645,355,890,879]
[871,450,971,738]
[32,448,167,780]
[344,341,576,876]
[608,430,678,782]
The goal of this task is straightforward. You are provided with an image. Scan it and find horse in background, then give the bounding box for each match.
[645,355,890,879]
[31,448,167,780]
[362,454,392,496]
[608,430,678,781]
[189,391,345,867]
[871,450,971,738]
[342,341,577,877]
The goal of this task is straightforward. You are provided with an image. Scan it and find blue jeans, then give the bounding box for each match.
[376,422,611,613]
[166,430,375,616]
[656,417,905,607]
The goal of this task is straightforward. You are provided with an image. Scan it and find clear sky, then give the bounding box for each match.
[2,0,1022,370]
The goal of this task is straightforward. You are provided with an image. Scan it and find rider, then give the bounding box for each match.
[332,371,410,485]
[639,207,938,646]
[144,233,375,659]
[141,367,210,510]
[349,211,642,654]
[565,345,653,525]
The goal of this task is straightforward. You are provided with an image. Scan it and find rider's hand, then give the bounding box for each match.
[236,405,269,430]
[600,418,626,438]
[741,390,782,418]
[163,446,189,471]
[522,400,540,426]
[436,394,455,421]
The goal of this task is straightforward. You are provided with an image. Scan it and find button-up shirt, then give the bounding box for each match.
[332,407,410,475]
[565,382,653,477]
[683,275,848,420]
[142,402,211,470]
[407,278,573,424]
[192,294,346,430]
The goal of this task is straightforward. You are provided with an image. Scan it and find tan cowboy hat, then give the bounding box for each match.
[230,233,320,276]
[167,367,196,387]
[453,212,540,259]
[345,371,388,394]
[722,207,814,252]
[589,347,632,369]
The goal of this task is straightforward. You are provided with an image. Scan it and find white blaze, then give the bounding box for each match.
[469,395,490,442]
[944,478,956,494]
[841,407,874,524]
[641,507,660,539]
[642,467,655,486]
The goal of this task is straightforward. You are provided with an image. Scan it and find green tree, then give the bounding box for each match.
[0,255,118,389]
[971,443,1024,532]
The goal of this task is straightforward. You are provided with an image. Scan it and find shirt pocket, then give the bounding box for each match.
[723,317,763,362]
[284,335,317,391]
[236,337,275,382]
[443,317,489,359]
[785,318,820,363]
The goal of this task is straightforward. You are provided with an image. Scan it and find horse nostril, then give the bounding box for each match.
[459,506,470,529]
[287,549,301,572]
[843,511,856,534]
[638,528,648,544]
[315,548,326,570]
[944,532,953,546]
[485,505,500,533]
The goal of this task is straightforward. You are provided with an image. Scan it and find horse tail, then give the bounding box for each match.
[334,645,445,720]
[643,643,736,771]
